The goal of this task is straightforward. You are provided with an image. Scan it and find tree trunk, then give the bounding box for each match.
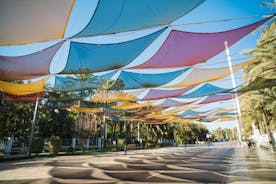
[261,108,276,151]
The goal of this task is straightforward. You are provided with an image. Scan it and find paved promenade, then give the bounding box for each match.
[0,142,275,183]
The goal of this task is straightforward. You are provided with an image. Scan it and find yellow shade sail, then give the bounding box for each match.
[208,108,236,115]
[146,110,180,119]
[0,0,75,45]
[70,106,102,114]
[113,101,152,110]
[0,78,48,95]
[214,116,237,122]
[92,90,136,102]
[166,117,191,123]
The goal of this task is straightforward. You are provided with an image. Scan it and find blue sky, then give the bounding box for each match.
[0,0,275,131]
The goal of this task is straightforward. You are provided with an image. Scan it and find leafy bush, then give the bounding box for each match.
[66,146,74,155]
[118,139,125,151]
[144,139,157,148]
[104,140,111,150]
[32,138,44,155]
[48,136,62,156]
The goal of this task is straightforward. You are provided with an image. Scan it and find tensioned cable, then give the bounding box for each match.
[195,57,251,67]
[83,13,275,37]
[170,14,274,27]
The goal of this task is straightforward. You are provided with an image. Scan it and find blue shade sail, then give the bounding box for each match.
[178,110,211,117]
[118,69,189,90]
[215,112,237,116]
[141,86,194,101]
[62,29,164,74]
[76,0,205,37]
[178,83,231,99]
[53,71,116,92]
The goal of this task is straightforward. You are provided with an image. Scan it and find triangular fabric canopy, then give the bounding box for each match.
[117,69,189,90]
[0,0,75,45]
[62,29,164,74]
[178,83,230,99]
[178,109,211,117]
[113,101,152,110]
[156,99,193,107]
[141,86,194,101]
[0,41,64,80]
[2,92,45,102]
[215,112,237,116]
[166,105,199,113]
[146,113,175,120]
[214,116,237,122]
[166,117,191,123]
[147,109,181,119]
[0,78,48,95]
[130,16,273,69]
[92,90,136,102]
[76,0,205,37]
[168,62,245,88]
[53,71,116,92]
[198,115,236,122]
[198,116,219,122]
[130,106,168,115]
[70,106,102,113]
[207,108,236,116]
[198,93,234,104]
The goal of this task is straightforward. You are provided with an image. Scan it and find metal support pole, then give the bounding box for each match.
[224,41,243,143]
[104,115,107,139]
[28,99,39,157]
[102,115,106,151]
[137,122,140,149]
[124,122,128,155]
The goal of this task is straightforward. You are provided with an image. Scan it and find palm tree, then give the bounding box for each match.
[241,14,276,150]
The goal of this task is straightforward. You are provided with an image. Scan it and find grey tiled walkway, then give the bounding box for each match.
[0,142,275,183]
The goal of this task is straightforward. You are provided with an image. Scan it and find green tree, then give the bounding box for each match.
[139,123,168,148]
[0,100,34,143]
[211,128,238,141]
[240,16,276,150]
[174,123,193,146]
[38,109,75,138]
[189,123,209,142]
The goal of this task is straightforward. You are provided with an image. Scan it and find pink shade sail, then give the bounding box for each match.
[156,99,193,107]
[130,16,273,69]
[0,41,64,80]
[141,86,194,101]
[3,92,45,102]
[198,93,234,104]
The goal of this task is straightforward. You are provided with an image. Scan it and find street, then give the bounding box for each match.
[0,142,275,183]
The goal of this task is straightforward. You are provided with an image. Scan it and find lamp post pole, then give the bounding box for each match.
[225,41,243,143]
